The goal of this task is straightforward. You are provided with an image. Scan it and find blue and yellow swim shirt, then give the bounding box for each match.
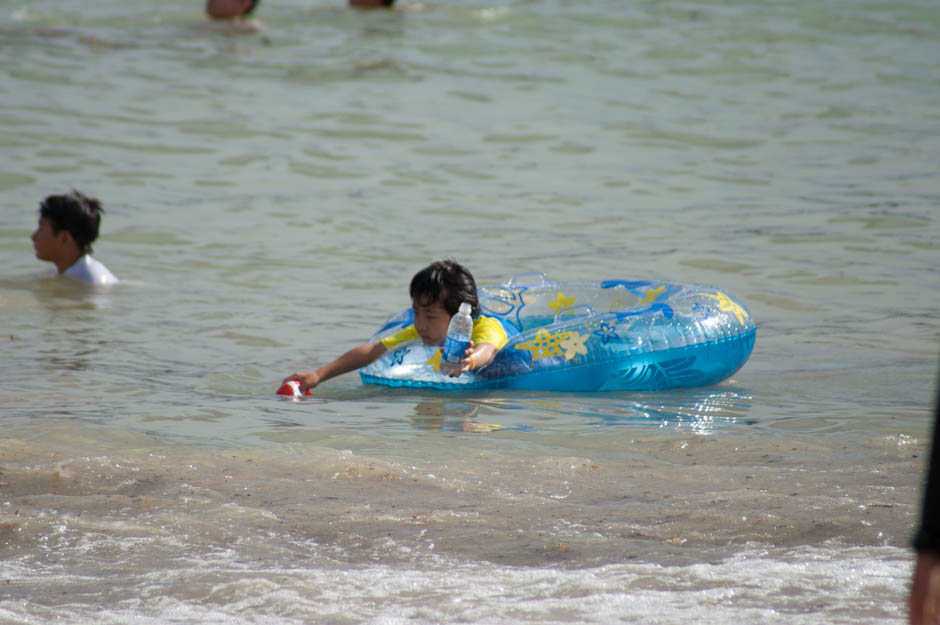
[379,315,509,351]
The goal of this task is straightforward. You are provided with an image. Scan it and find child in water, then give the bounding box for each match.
[205,0,260,19]
[349,0,396,8]
[205,0,262,30]
[282,259,508,393]
[30,190,118,285]
[205,0,393,22]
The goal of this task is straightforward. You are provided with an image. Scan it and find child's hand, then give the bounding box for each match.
[282,372,320,394]
[446,342,499,377]
[456,346,476,376]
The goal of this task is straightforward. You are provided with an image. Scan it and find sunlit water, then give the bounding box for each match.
[1,0,939,623]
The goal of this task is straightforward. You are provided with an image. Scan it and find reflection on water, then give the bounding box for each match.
[30,275,118,311]
[593,389,757,431]
[410,398,481,431]
[461,388,755,433]
[323,387,759,434]
[1,276,120,373]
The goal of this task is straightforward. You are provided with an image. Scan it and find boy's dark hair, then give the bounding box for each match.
[39,190,103,255]
[410,259,479,319]
[245,0,260,15]
[382,0,395,6]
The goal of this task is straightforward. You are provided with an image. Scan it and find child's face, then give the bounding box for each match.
[30,217,64,262]
[412,296,451,346]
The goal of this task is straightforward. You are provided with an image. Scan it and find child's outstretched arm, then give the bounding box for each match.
[284,342,387,392]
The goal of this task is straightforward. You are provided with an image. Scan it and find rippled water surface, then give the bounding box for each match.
[1,0,939,623]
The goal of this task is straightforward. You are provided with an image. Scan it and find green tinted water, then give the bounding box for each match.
[0,1,938,623]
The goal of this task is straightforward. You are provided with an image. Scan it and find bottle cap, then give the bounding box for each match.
[276,381,312,397]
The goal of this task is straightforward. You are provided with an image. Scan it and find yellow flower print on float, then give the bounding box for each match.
[547,292,576,315]
[559,332,589,360]
[701,291,749,324]
[638,285,666,304]
[515,328,590,361]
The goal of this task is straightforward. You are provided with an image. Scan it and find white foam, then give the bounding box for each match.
[0,544,911,625]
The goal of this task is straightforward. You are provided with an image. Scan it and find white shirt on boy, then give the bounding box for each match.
[63,254,119,285]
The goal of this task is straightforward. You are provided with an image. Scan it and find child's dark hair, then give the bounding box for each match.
[245,0,260,15]
[382,0,395,6]
[39,190,103,255]
[410,259,479,319]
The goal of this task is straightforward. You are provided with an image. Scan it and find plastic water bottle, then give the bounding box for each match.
[441,302,473,375]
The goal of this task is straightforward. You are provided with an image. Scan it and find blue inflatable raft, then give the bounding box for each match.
[359,273,756,392]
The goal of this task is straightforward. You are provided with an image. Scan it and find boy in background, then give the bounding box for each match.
[30,190,118,285]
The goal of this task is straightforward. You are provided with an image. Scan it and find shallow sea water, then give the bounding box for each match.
[1,0,939,623]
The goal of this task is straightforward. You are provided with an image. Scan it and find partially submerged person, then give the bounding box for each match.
[349,0,396,9]
[31,190,118,285]
[282,260,508,393]
[205,0,262,30]
[910,375,940,625]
